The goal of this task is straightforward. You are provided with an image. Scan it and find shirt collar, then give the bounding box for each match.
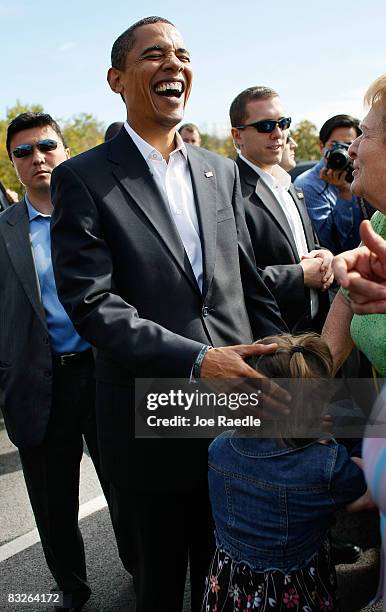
[124,121,187,162]
[239,154,291,191]
[25,194,51,221]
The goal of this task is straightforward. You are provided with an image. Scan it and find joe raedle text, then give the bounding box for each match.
[146,414,261,428]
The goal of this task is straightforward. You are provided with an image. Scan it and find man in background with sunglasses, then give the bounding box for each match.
[230,86,333,333]
[0,112,109,611]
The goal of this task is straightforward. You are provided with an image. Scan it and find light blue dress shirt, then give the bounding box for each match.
[25,196,90,354]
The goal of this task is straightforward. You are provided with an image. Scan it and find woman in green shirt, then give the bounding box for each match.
[322,75,386,377]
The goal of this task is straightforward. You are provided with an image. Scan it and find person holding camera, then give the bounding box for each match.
[295,114,374,255]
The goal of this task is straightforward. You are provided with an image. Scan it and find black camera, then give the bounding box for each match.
[325,141,354,183]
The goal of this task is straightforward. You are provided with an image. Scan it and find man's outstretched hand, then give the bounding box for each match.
[200,343,291,416]
[200,343,278,378]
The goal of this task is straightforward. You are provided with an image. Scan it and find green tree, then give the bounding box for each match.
[292,120,320,161]
[201,133,236,159]
[62,113,104,156]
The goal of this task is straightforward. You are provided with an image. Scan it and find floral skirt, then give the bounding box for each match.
[201,540,338,611]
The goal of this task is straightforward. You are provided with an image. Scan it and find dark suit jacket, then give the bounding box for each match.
[0,200,52,448]
[50,129,286,489]
[236,156,330,333]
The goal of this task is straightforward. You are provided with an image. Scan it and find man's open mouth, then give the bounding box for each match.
[153,81,184,98]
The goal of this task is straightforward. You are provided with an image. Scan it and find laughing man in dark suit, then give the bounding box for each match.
[50,17,287,611]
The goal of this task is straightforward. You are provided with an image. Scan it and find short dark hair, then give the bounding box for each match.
[6,112,66,159]
[178,123,200,134]
[111,16,175,70]
[319,114,361,145]
[229,86,279,127]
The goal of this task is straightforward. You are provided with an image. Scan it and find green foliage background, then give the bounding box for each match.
[291,120,320,161]
[0,103,320,198]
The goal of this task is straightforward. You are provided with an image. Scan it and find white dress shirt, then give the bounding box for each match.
[239,155,318,318]
[124,122,203,291]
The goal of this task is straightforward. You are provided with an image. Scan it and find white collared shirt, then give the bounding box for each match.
[240,154,318,318]
[125,122,203,291]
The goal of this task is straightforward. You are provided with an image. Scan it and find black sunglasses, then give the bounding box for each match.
[12,139,58,159]
[235,117,291,133]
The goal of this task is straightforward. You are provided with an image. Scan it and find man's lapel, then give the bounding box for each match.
[186,146,217,297]
[108,129,200,294]
[254,176,299,259]
[237,157,300,259]
[289,184,315,250]
[2,200,47,329]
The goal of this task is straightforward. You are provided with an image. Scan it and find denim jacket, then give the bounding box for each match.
[208,432,366,572]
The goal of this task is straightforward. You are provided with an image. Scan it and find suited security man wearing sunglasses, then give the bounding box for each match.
[230,86,333,333]
[0,112,109,611]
